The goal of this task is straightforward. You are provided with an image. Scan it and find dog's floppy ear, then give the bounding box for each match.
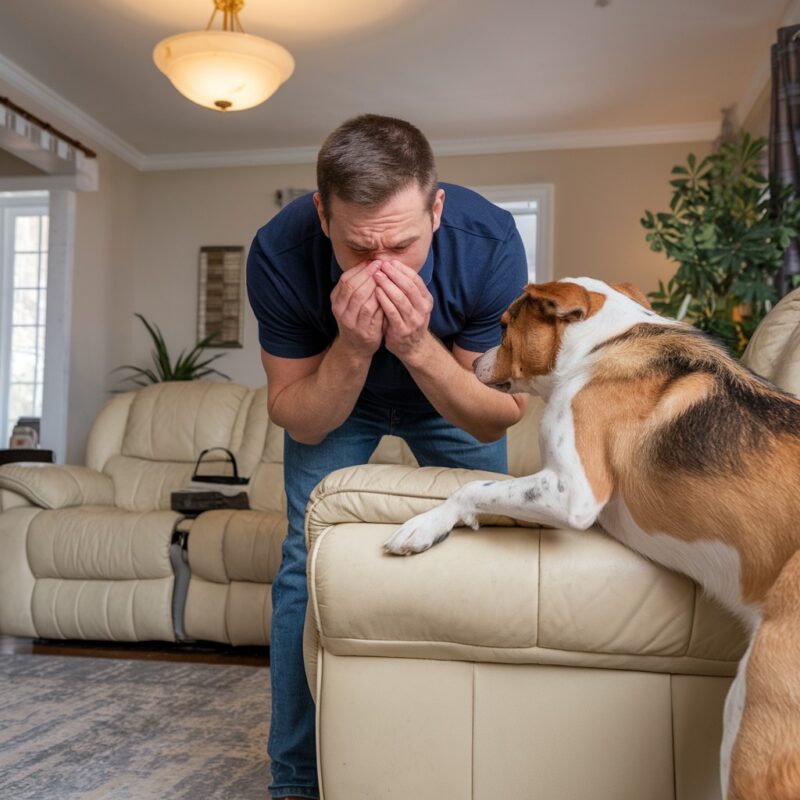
[524,281,591,322]
[612,282,652,310]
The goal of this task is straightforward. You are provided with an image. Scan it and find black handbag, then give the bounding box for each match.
[170,447,250,515]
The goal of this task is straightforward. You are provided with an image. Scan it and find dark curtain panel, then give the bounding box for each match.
[770,23,800,296]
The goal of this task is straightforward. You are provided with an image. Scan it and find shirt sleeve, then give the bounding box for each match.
[455,219,529,353]
[246,231,330,358]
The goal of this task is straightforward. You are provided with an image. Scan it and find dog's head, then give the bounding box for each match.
[473,279,651,393]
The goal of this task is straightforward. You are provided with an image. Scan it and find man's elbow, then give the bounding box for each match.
[286,429,326,446]
[277,417,326,445]
[471,423,509,444]
[267,403,325,446]
[470,400,526,443]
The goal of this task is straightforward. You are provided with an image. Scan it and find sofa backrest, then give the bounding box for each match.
[85,380,545,513]
[86,382,283,513]
[742,285,800,395]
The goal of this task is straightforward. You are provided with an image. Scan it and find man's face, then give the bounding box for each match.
[314,184,445,273]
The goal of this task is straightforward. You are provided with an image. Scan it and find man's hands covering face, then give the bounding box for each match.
[374,261,433,361]
[331,259,433,361]
[330,260,385,356]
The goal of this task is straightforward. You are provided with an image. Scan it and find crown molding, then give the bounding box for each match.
[430,122,718,158]
[139,144,320,171]
[0,50,719,174]
[140,122,719,171]
[0,52,145,170]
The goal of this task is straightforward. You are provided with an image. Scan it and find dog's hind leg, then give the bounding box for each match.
[727,553,800,800]
[721,638,753,799]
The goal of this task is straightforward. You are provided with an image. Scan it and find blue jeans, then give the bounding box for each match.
[268,402,507,799]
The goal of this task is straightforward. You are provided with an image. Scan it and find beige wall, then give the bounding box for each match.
[131,163,317,395]
[744,82,771,138]
[131,140,711,398]
[0,78,141,463]
[438,142,710,288]
[1,86,712,463]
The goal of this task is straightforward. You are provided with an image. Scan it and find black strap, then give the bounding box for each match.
[192,447,241,481]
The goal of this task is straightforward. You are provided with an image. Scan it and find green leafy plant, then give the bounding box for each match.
[113,313,231,386]
[641,133,800,356]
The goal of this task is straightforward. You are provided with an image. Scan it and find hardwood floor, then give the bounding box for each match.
[0,634,269,667]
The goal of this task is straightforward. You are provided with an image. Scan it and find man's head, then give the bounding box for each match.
[314,114,444,273]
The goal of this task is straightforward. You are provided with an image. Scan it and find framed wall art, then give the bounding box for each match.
[197,245,245,348]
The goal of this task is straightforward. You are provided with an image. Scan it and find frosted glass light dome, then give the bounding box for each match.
[153,30,294,112]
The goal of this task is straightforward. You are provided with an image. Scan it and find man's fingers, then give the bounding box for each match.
[375,286,402,325]
[356,294,380,324]
[338,260,381,295]
[378,262,433,314]
[374,269,413,317]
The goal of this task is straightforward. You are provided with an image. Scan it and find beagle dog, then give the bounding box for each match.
[384,278,800,800]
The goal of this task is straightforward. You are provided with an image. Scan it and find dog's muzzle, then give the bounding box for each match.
[473,346,504,388]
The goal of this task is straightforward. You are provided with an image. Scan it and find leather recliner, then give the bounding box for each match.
[0,381,285,643]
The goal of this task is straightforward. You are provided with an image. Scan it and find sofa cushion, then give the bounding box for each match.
[104,455,195,512]
[26,506,177,580]
[742,285,800,394]
[120,382,251,462]
[187,508,285,584]
[309,522,746,676]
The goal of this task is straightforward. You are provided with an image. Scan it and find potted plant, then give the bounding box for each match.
[641,133,800,356]
[112,313,231,387]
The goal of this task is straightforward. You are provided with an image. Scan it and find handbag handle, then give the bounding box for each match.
[192,447,240,481]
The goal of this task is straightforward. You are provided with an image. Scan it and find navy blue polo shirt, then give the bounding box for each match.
[246,182,527,414]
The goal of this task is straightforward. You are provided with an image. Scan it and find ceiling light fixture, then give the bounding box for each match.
[153,0,295,112]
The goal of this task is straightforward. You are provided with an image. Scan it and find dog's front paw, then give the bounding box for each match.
[383,505,460,556]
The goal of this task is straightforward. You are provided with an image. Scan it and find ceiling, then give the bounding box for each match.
[0,0,792,169]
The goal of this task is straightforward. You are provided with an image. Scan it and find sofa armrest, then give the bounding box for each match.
[304,465,749,699]
[305,464,519,549]
[0,464,114,509]
[186,508,285,584]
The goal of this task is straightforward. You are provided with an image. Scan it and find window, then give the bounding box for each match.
[474,184,554,283]
[0,192,49,446]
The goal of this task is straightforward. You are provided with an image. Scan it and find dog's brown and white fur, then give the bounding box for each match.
[384,277,800,800]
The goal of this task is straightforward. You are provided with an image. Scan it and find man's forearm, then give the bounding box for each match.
[270,338,373,444]
[401,334,524,442]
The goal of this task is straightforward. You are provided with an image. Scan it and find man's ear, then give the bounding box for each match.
[313,192,330,238]
[524,281,592,322]
[431,188,445,233]
[612,282,653,310]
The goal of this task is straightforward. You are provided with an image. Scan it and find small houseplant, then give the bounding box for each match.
[113,313,231,387]
[641,133,800,356]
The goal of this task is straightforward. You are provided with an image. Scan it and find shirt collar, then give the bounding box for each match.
[330,246,434,286]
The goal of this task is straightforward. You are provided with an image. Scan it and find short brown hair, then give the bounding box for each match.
[316,114,437,217]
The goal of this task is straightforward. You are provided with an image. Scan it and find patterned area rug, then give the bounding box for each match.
[0,653,271,799]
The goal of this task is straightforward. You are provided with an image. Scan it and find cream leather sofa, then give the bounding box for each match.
[303,288,800,800]
[0,381,287,644]
[0,379,420,645]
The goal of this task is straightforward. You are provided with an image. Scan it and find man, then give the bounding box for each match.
[246,114,528,800]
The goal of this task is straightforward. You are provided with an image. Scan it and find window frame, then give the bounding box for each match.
[473,183,554,283]
[0,192,49,447]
